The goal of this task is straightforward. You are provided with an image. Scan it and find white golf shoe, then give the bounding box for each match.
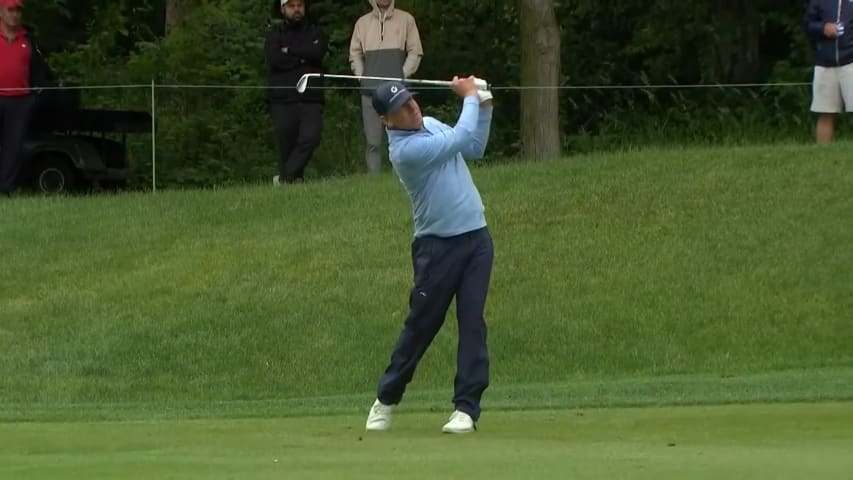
[441,410,476,434]
[365,399,394,431]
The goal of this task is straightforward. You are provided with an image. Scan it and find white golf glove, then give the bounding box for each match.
[477,88,493,104]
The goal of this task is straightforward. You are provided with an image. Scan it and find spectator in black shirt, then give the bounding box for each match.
[264,0,328,185]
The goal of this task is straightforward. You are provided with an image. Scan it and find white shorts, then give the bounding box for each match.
[811,63,853,113]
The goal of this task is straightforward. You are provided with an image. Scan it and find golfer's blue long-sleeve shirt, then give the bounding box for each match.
[388,95,493,238]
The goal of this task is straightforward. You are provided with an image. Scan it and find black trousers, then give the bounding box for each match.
[0,95,37,194]
[270,102,323,183]
[377,227,494,421]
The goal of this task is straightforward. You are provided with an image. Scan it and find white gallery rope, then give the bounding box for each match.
[0,81,811,92]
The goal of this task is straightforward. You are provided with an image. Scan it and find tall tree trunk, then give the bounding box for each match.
[165,0,196,33]
[518,0,561,161]
[711,0,760,83]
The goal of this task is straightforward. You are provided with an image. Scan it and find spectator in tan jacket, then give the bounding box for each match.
[349,0,423,175]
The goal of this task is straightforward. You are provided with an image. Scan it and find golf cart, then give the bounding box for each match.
[18,87,151,194]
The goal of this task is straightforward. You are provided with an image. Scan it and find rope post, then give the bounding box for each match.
[150,79,157,193]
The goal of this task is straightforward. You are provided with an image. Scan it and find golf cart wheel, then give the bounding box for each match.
[33,156,76,194]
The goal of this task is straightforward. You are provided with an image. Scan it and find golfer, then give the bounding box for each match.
[364,76,495,434]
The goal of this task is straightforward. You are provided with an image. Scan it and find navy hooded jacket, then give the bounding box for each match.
[804,0,853,67]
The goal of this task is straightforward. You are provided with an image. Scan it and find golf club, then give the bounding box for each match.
[296,73,489,94]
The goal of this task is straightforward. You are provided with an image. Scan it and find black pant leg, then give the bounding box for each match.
[286,102,323,181]
[377,236,461,405]
[0,99,6,192]
[453,228,494,421]
[270,103,299,181]
[0,95,37,194]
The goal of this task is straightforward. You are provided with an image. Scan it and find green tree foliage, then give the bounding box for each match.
[26,0,820,188]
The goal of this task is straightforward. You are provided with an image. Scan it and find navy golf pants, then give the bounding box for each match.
[377,227,493,421]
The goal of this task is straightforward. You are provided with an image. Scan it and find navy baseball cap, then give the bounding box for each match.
[371,81,416,116]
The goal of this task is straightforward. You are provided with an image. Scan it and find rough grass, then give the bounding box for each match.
[0,143,851,421]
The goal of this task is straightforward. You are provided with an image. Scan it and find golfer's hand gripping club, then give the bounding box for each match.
[451,75,489,95]
[476,85,493,104]
[451,76,492,104]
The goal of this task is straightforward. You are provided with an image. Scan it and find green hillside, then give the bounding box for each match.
[1,143,851,422]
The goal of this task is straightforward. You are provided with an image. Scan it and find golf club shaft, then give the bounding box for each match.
[321,74,449,86]
[300,74,488,91]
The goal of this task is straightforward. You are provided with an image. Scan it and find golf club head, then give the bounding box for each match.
[296,74,315,94]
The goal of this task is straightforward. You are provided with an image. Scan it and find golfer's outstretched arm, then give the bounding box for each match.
[394,96,480,170]
[461,104,493,160]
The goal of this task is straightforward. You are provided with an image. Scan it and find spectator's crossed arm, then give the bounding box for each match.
[264,32,298,71]
[402,15,423,78]
[803,0,828,39]
[349,23,365,76]
[287,28,328,67]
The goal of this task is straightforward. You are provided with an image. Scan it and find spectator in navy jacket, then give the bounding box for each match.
[804,0,853,143]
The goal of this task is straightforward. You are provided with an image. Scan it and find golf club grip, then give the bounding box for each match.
[419,78,490,90]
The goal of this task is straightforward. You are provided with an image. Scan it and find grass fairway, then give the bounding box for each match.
[2,403,851,480]
[1,143,852,477]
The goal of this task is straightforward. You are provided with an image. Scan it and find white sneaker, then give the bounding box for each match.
[365,399,394,431]
[442,410,476,434]
[273,175,281,186]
